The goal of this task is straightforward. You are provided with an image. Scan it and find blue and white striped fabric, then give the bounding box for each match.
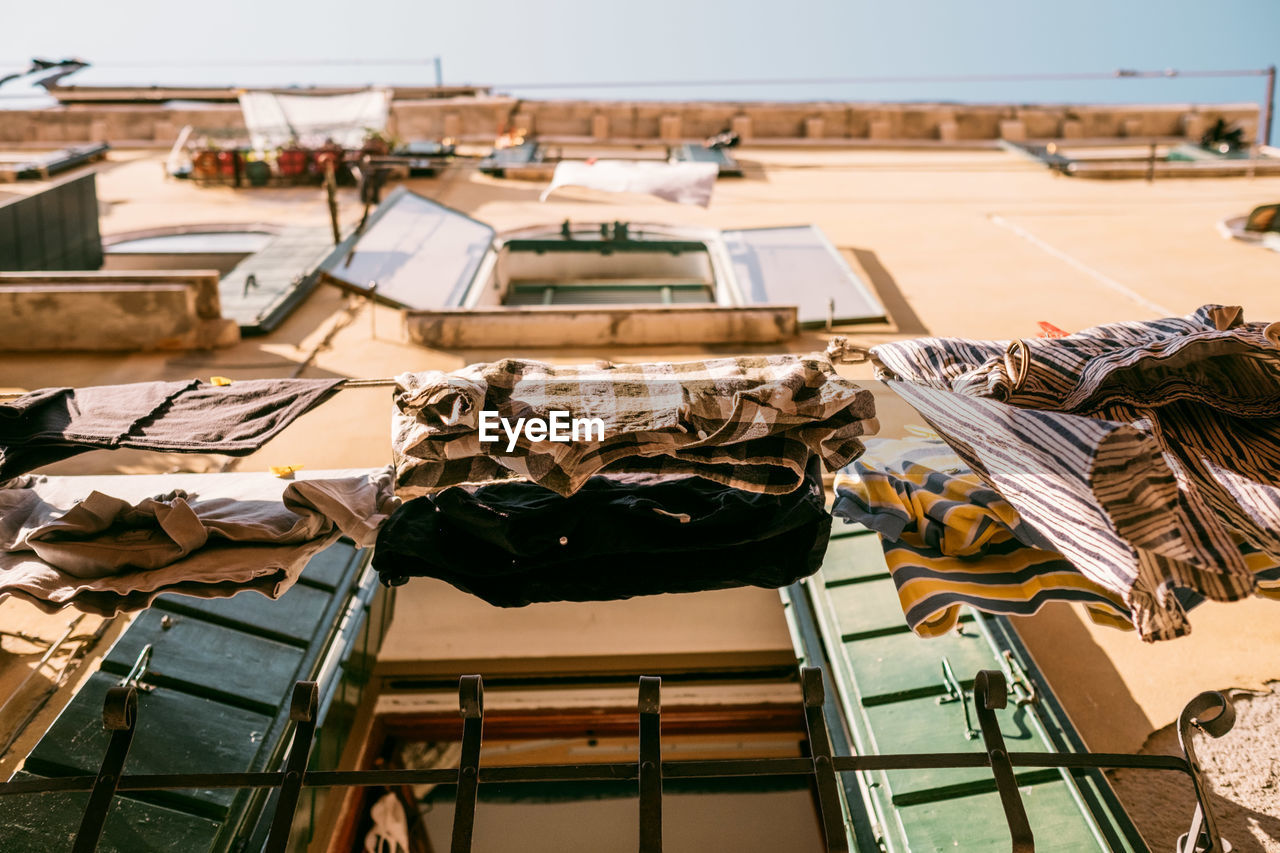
[833,437,1134,636]
[871,305,1280,641]
[833,436,1280,640]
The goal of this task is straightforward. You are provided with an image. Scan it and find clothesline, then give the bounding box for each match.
[0,377,395,401]
[0,340,875,400]
[0,350,874,619]
[5,309,1278,644]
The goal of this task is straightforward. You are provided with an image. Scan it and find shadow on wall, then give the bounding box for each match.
[1108,686,1280,853]
[1009,603,1155,754]
[0,615,105,778]
[846,247,929,337]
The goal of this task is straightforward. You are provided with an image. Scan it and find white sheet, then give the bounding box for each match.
[539,160,719,207]
[239,89,392,151]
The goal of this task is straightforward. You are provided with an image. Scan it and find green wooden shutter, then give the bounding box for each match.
[783,526,1148,852]
[0,539,391,852]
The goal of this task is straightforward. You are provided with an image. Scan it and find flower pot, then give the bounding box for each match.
[192,150,220,181]
[245,159,271,187]
[278,148,309,177]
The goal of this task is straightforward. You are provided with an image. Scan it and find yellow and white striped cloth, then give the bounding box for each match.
[832,435,1280,638]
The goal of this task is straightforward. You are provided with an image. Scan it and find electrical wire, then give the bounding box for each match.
[0,64,1271,88]
[489,68,1275,91]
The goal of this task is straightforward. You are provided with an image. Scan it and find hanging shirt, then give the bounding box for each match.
[0,378,344,481]
[0,468,397,615]
[871,305,1280,641]
[373,457,830,605]
[832,436,1280,639]
[392,353,876,497]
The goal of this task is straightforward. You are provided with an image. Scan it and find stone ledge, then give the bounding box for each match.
[0,272,238,351]
[404,305,797,348]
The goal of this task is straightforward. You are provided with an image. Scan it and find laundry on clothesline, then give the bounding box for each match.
[833,436,1280,639]
[835,436,1132,634]
[374,456,829,605]
[0,377,344,481]
[871,305,1280,640]
[392,352,877,498]
[539,160,720,207]
[0,467,397,615]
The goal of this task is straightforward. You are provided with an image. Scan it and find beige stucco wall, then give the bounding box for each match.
[0,98,1261,146]
[2,142,1280,766]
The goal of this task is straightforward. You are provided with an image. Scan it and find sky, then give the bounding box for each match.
[1,0,1277,137]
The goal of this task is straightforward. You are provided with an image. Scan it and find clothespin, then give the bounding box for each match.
[270,465,304,479]
[1035,322,1069,339]
[210,376,233,386]
[825,336,871,364]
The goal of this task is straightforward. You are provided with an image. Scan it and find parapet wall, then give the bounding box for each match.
[0,98,1261,146]
[405,305,797,348]
[0,271,239,351]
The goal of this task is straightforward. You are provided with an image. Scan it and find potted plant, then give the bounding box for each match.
[277,139,309,179]
[244,152,271,187]
[360,128,395,157]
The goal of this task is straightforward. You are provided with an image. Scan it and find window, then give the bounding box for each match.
[497,225,717,308]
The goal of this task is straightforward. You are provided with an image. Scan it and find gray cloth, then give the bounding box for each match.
[0,378,344,481]
[0,468,398,615]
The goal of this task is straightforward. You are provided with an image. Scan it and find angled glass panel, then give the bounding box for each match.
[721,225,885,326]
[318,187,494,309]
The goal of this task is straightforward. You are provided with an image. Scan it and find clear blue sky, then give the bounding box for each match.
[3,0,1277,135]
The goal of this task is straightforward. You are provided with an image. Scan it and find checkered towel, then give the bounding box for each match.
[393,354,877,496]
[872,305,1280,641]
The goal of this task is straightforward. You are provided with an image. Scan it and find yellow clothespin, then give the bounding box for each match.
[210,376,233,386]
[270,465,304,479]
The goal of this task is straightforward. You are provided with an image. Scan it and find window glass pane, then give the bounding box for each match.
[722,225,885,326]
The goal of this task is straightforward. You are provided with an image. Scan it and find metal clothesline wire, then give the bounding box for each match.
[2,62,1272,83]
[0,342,871,398]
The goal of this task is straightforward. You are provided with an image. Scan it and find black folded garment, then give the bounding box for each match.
[373,456,831,605]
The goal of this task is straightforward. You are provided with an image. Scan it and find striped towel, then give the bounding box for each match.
[393,353,877,497]
[833,436,1280,639]
[871,305,1280,640]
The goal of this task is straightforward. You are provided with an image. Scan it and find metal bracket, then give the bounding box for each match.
[264,681,319,853]
[999,650,1039,708]
[826,336,872,365]
[937,657,980,740]
[451,675,484,853]
[973,670,1034,852]
[116,643,156,693]
[801,667,850,853]
[639,676,663,853]
[72,686,138,853]
[1175,691,1236,853]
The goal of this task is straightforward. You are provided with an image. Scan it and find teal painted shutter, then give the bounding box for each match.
[784,526,1148,852]
[0,539,391,852]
